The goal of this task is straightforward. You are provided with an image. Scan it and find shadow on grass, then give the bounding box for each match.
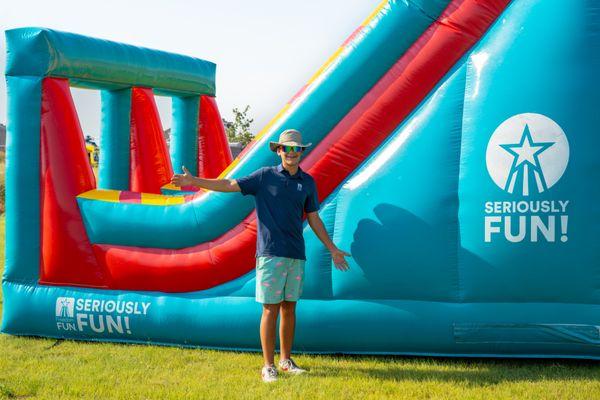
[307,354,600,385]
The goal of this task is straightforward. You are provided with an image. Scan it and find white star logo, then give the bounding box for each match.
[499,124,555,195]
[501,125,554,169]
[486,113,570,196]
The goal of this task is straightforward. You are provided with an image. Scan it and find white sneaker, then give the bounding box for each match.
[261,364,278,383]
[278,358,306,375]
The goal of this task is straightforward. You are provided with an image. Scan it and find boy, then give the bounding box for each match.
[171,129,350,382]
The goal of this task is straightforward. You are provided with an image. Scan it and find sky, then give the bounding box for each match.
[0,0,377,138]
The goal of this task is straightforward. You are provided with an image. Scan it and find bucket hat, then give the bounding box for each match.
[269,129,312,152]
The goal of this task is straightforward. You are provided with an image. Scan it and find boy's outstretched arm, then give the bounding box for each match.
[306,211,350,271]
[171,166,241,192]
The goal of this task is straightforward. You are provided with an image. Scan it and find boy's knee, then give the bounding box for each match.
[262,303,280,318]
[280,301,296,314]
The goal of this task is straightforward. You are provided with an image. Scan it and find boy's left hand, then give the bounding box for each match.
[331,248,351,271]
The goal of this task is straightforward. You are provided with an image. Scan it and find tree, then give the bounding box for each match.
[222,106,254,148]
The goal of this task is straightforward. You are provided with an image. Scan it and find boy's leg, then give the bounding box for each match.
[279,258,305,361]
[260,303,280,366]
[279,300,296,360]
[256,256,287,367]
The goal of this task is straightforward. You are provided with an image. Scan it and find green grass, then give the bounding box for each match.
[0,215,598,399]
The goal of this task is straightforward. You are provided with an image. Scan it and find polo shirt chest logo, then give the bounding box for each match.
[297,183,302,191]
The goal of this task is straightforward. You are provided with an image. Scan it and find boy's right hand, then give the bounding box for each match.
[171,166,194,187]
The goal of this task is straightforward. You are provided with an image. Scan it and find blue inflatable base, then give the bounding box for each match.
[3,281,599,360]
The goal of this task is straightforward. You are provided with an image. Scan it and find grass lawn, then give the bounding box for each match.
[0,215,598,399]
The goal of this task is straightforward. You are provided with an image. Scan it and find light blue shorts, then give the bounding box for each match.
[255,256,305,304]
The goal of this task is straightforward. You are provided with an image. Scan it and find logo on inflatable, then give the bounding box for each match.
[56,297,74,318]
[54,296,150,335]
[483,113,571,243]
[486,113,569,196]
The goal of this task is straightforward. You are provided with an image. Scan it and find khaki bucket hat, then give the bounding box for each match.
[269,129,312,152]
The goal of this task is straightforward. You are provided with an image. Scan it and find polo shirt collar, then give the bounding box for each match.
[277,163,304,180]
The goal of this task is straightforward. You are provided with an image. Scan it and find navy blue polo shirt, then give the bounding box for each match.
[236,164,319,260]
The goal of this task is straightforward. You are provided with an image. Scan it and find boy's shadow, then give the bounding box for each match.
[347,203,478,300]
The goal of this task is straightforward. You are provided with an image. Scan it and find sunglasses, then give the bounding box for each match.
[279,145,304,153]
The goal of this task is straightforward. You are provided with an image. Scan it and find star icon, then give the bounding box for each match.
[500,124,554,170]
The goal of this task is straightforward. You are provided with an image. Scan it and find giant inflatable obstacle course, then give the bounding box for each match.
[2,0,599,358]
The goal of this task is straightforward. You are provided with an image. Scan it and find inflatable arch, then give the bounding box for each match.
[2,0,600,359]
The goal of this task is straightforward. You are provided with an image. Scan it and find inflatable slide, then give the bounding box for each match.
[2,0,599,358]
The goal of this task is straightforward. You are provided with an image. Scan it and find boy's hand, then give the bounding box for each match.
[331,248,351,271]
[171,166,194,187]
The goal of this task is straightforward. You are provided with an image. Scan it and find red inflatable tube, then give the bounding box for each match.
[130,87,173,194]
[304,0,512,198]
[198,96,233,178]
[39,78,108,288]
[92,0,510,293]
[93,215,257,291]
